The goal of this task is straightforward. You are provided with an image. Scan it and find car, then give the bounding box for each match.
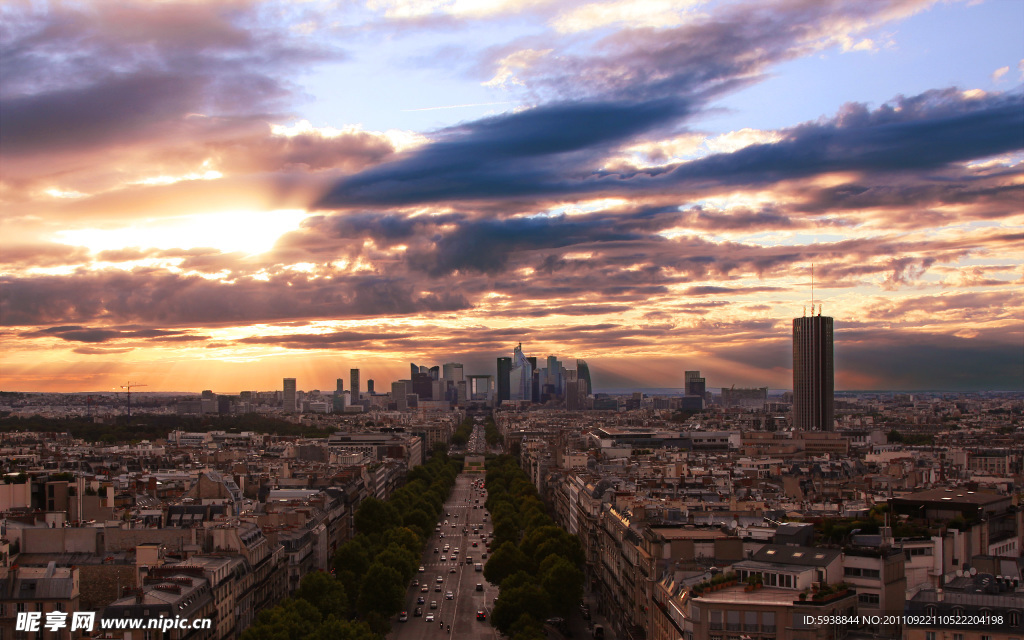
[398,611,408,622]
[445,591,454,600]
[472,542,478,547]
[421,585,429,592]
[434,548,439,553]
[476,610,487,621]
[481,553,488,559]
[435,584,442,591]
[476,583,484,592]
[419,566,425,572]
[425,612,435,622]
[475,563,483,572]
[440,555,447,561]
[450,567,457,573]
[466,556,473,564]
[412,579,419,586]
[436,576,444,583]
[414,607,423,617]
[418,596,425,604]
[430,601,438,609]
[444,545,450,552]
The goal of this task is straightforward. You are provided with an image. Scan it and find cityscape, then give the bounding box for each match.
[1,0,1022,640]
[0,319,1021,640]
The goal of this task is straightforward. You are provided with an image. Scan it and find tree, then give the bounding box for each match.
[383,526,422,554]
[354,497,401,538]
[490,584,550,635]
[508,613,546,640]
[483,541,531,586]
[241,598,322,640]
[332,537,373,579]
[309,618,380,640]
[294,571,348,620]
[375,543,419,582]
[357,563,405,618]
[539,555,584,616]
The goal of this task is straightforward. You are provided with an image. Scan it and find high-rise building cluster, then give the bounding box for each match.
[493,344,591,409]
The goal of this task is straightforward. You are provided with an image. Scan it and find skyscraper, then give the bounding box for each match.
[350,369,360,402]
[685,370,706,397]
[576,359,592,395]
[792,314,834,431]
[283,378,297,413]
[496,357,511,403]
[511,344,533,402]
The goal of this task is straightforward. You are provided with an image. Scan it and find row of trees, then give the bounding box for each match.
[484,417,501,447]
[241,448,462,640]
[482,455,584,639]
[450,415,474,447]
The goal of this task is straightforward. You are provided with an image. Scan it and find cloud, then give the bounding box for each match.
[318,88,1022,209]
[317,97,688,207]
[0,271,471,327]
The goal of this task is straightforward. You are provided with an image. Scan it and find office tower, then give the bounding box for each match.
[336,378,344,394]
[442,362,464,383]
[283,378,297,413]
[392,381,408,410]
[410,363,419,377]
[511,344,533,402]
[412,372,433,399]
[350,369,360,402]
[367,379,374,394]
[792,314,834,431]
[496,357,511,403]
[685,371,706,397]
[576,359,592,395]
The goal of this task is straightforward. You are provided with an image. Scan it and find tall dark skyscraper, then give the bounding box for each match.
[576,359,592,395]
[350,369,360,402]
[496,357,511,403]
[283,378,297,413]
[792,314,834,431]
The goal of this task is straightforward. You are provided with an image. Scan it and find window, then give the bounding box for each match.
[953,634,964,640]
[844,567,881,578]
[858,593,880,606]
[1008,611,1021,626]
[926,633,936,640]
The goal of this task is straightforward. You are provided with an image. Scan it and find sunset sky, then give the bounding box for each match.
[1,0,1022,394]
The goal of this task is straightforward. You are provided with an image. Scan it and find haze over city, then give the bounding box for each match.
[1,0,1022,394]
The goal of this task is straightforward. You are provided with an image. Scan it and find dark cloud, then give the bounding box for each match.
[317,87,1022,210]
[0,272,471,327]
[0,243,91,267]
[0,2,340,158]
[316,98,687,207]
[682,285,787,296]
[657,90,1024,187]
[20,325,198,343]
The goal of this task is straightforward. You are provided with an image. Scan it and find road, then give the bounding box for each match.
[392,422,497,640]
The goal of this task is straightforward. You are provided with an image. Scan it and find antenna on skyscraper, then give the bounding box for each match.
[811,263,814,311]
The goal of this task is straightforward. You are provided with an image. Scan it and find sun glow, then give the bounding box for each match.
[55,209,310,256]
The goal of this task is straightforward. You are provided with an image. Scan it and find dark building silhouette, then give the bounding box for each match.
[792,314,834,430]
[576,359,592,395]
[496,357,511,403]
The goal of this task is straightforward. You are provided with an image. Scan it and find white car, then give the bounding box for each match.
[425,612,435,622]
[419,566,425,572]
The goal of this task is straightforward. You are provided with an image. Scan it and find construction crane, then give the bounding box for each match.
[120,382,148,419]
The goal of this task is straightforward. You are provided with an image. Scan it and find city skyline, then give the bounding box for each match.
[2,0,1022,394]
